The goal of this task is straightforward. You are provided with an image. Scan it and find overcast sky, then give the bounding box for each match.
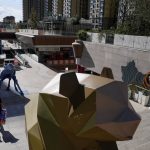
[0,0,22,22]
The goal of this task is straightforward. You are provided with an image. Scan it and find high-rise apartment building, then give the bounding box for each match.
[52,0,63,17]
[23,0,89,21]
[71,0,89,19]
[23,0,119,29]
[23,0,52,22]
[63,0,71,18]
[117,0,134,25]
[47,0,53,17]
[23,0,30,22]
[89,0,103,28]
[52,0,58,17]
[90,0,119,29]
[44,0,49,17]
[62,0,89,19]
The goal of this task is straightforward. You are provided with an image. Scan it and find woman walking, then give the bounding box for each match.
[0,98,7,128]
[0,98,6,142]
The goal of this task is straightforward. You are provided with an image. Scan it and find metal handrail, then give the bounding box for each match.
[16,54,29,66]
[128,84,150,93]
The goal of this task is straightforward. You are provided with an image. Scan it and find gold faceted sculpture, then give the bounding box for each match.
[25,72,141,150]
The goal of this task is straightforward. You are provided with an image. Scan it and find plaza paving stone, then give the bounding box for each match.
[0,55,56,150]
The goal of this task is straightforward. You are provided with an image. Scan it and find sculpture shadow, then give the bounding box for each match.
[80,45,95,68]
[0,84,29,117]
[121,60,144,85]
[0,126,19,143]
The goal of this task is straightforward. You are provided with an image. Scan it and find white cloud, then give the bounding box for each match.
[0,5,22,22]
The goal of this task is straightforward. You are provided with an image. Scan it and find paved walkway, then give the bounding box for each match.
[117,101,150,150]
[0,55,56,150]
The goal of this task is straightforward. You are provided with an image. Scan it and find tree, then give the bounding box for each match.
[28,8,38,29]
[133,0,150,35]
[117,0,150,35]
[117,0,131,25]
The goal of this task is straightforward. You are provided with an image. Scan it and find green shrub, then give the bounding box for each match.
[77,30,88,41]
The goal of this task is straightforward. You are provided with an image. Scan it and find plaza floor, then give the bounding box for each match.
[0,54,56,150]
[0,54,150,150]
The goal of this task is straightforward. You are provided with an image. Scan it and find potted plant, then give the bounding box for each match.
[129,84,138,102]
[128,84,134,100]
[134,91,139,102]
[141,91,150,106]
[77,30,88,41]
[138,90,143,104]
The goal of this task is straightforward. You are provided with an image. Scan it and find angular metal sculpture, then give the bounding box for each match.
[101,67,114,79]
[59,72,85,109]
[0,63,24,95]
[25,72,141,150]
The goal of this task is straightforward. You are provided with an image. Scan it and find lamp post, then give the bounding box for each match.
[72,40,85,73]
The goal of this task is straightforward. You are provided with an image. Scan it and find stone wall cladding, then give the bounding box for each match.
[114,34,150,50]
[80,42,150,81]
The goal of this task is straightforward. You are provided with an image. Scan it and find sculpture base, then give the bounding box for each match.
[98,141,118,150]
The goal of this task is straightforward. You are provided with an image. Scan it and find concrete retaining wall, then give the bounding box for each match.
[87,32,106,44]
[18,29,39,35]
[18,29,63,36]
[80,42,150,81]
[114,34,150,50]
